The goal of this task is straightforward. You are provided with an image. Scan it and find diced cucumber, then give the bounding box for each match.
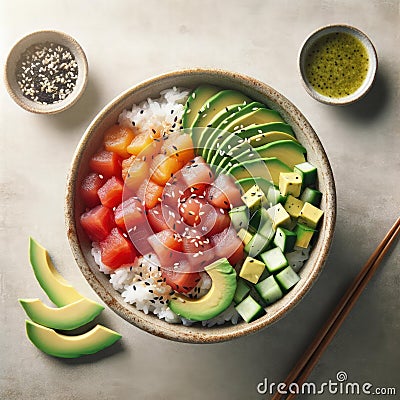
[258,217,276,243]
[260,246,288,273]
[233,278,251,304]
[255,275,283,305]
[275,266,300,292]
[259,268,271,282]
[245,232,272,257]
[300,187,322,207]
[229,205,250,231]
[273,227,297,253]
[235,295,264,323]
[285,246,310,272]
[294,162,317,187]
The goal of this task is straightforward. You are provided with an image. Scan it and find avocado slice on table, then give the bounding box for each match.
[25,320,121,358]
[236,122,294,138]
[169,258,237,321]
[29,238,84,307]
[182,85,220,129]
[228,157,292,186]
[19,298,104,330]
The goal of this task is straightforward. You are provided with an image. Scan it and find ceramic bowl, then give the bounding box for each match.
[65,69,336,343]
[4,30,88,114]
[298,24,377,105]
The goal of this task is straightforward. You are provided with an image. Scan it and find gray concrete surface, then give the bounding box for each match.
[1,1,399,399]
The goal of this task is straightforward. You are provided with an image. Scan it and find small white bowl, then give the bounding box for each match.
[4,30,88,114]
[298,24,377,105]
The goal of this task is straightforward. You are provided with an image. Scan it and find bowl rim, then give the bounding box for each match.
[4,29,88,114]
[298,24,378,105]
[65,68,336,343]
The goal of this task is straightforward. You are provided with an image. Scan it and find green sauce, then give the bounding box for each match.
[305,32,369,98]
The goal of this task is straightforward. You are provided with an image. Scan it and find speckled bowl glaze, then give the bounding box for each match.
[4,30,88,114]
[65,69,336,343]
[298,24,377,105]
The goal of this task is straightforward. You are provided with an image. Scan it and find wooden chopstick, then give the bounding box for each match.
[272,216,400,400]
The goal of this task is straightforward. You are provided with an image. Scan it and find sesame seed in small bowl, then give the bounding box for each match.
[4,30,88,114]
[298,24,377,105]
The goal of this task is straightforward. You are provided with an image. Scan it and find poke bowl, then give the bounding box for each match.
[65,68,336,343]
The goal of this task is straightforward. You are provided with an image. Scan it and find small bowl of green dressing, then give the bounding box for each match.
[298,24,377,105]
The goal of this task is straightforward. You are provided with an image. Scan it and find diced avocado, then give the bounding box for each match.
[241,184,267,213]
[235,295,264,323]
[255,275,283,305]
[226,108,284,133]
[294,162,317,187]
[233,278,251,304]
[182,85,220,129]
[229,205,250,231]
[273,227,297,253]
[267,186,287,206]
[295,223,316,248]
[229,158,292,186]
[298,202,324,229]
[169,258,237,321]
[284,195,304,218]
[235,122,294,138]
[236,177,274,194]
[279,172,302,197]
[266,203,291,229]
[237,228,254,246]
[239,256,266,284]
[245,232,271,257]
[260,246,288,273]
[29,238,84,307]
[249,131,299,147]
[275,266,300,292]
[300,187,322,207]
[25,320,121,358]
[254,140,307,169]
[19,298,104,331]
